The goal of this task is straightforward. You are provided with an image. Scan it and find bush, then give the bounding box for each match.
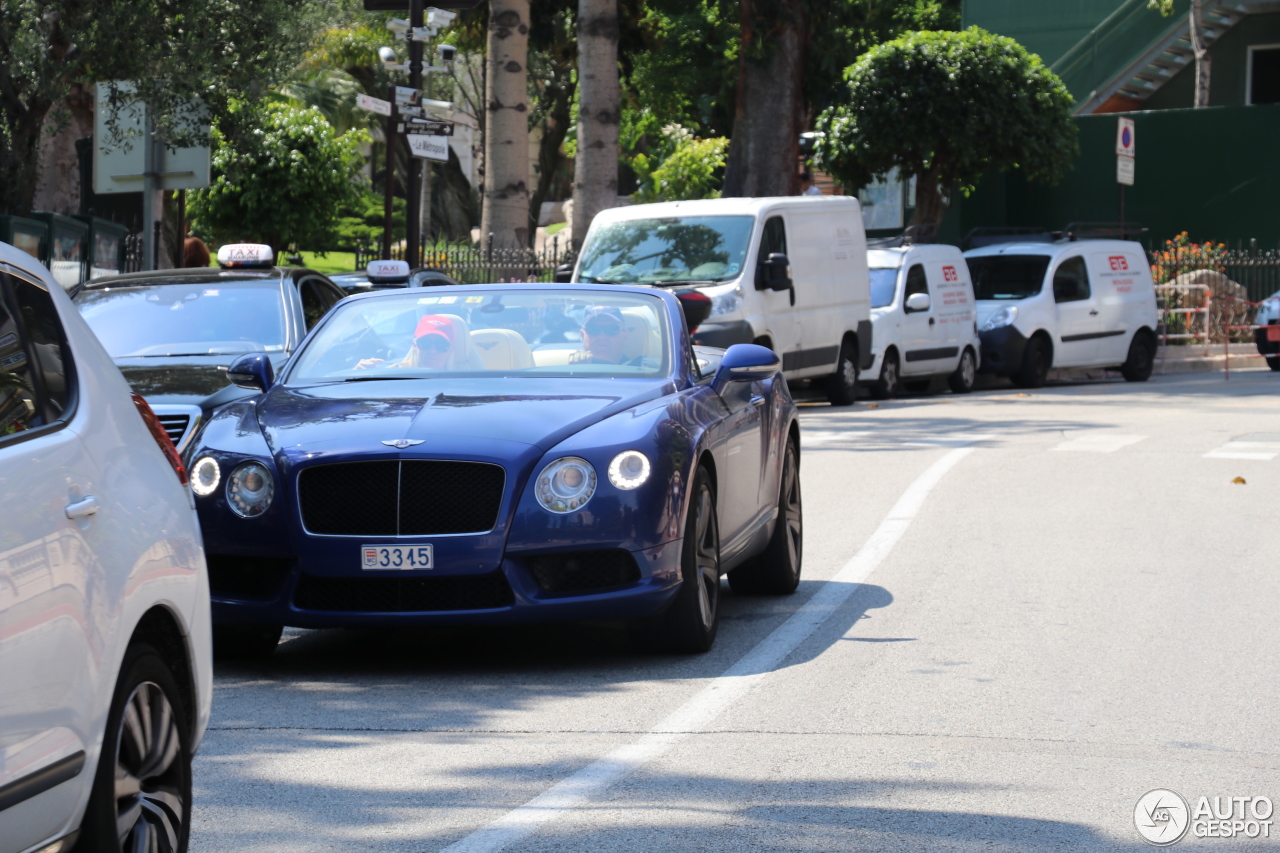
[630,124,730,204]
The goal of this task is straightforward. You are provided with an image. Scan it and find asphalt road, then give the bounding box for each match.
[193,370,1280,852]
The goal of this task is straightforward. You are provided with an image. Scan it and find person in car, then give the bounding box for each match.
[571,306,652,366]
[356,314,457,370]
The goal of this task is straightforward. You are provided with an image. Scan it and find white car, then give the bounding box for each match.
[863,244,981,397]
[575,196,873,406]
[1252,291,1280,371]
[0,243,211,853]
[965,239,1159,387]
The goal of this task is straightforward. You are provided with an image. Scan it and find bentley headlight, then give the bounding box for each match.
[980,305,1018,332]
[227,461,274,518]
[608,450,651,490]
[536,457,597,513]
[191,456,221,497]
[709,286,744,318]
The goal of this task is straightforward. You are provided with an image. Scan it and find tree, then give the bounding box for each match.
[0,0,312,214]
[1148,0,1209,108]
[816,27,1077,226]
[572,0,621,248]
[188,102,367,255]
[480,0,531,248]
[630,124,729,203]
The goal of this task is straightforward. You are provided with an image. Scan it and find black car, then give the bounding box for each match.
[72,251,347,452]
[330,263,461,295]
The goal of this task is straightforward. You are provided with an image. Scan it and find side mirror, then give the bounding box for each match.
[227,353,275,392]
[755,253,792,292]
[712,343,781,392]
[553,263,574,283]
[675,289,712,334]
[905,292,931,313]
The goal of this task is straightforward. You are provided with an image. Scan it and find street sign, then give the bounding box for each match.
[356,94,392,116]
[407,133,450,161]
[404,118,454,136]
[1116,117,1135,157]
[1117,155,1135,186]
[93,83,210,194]
[395,86,421,106]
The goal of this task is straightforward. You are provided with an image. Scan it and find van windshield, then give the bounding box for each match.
[869,268,899,308]
[968,255,1051,301]
[578,216,754,285]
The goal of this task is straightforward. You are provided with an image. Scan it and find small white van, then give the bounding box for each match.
[964,239,1159,387]
[574,197,872,405]
[864,244,981,397]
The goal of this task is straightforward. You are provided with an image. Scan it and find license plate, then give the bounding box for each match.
[362,545,433,570]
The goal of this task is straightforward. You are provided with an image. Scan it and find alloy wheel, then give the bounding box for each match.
[693,485,720,629]
[115,681,186,852]
[782,447,802,570]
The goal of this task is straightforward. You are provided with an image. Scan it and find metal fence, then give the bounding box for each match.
[354,235,577,285]
[1148,241,1280,344]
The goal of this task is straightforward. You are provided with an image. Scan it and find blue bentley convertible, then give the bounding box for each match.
[190,283,802,654]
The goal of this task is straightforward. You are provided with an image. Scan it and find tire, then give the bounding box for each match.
[79,643,191,853]
[1120,331,1156,382]
[948,348,977,394]
[213,624,283,660]
[870,349,901,399]
[823,338,859,406]
[632,466,720,653]
[904,380,932,394]
[728,439,802,595]
[1013,335,1050,388]
[1269,357,1280,372]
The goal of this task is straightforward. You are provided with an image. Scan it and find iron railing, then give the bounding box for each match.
[354,234,577,284]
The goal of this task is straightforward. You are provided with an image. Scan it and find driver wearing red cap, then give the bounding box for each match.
[356,314,456,370]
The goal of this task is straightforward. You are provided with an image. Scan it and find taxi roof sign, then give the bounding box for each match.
[217,243,275,268]
[367,259,410,282]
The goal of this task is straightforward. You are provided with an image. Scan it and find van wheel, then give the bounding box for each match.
[824,339,859,406]
[1268,357,1280,372]
[631,466,720,653]
[948,348,977,393]
[79,643,191,853]
[1014,336,1050,388]
[729,438,802,595]
[1120,331,1155,382]
[870,349,901,399]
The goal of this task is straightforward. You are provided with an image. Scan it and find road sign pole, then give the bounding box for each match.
[384,84,397,260]
[141,112,157,271]
[405,0,425,268]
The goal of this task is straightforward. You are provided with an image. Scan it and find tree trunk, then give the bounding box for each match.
[480,0,531,249]
[909,166,948,228]
[571,0,620,249]
[1190,0,1211,108]
[721,1,806,198]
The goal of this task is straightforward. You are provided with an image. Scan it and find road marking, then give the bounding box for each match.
[439,446,975,853]
[1204,441,1280,460]
[1051,434,1147,453]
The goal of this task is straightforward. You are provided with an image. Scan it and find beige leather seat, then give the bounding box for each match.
[470,328,534,369]
[435,314,489,371]
[531,347,578,367]
[621,309,659,361]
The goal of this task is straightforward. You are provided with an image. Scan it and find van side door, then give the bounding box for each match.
[754,215,801,368]
[899,263,950,375]
[1089,252,1140,363]
[1051,255,1101,366]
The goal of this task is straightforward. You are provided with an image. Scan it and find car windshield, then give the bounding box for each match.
[288,288,671,382]
[968,255,1051,301]
[869,268,899,308]
[75,280,288,357]
[577,216,754,285]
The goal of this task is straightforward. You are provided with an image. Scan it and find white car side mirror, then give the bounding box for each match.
[905,292,931,313]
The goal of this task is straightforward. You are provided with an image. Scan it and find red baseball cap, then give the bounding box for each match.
[414,314,456,344]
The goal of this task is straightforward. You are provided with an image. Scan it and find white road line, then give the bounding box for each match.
[1051,434,1148,453]
[439,446,975,853]
[1204,441,1280,461]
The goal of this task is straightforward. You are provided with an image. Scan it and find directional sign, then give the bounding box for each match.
[1117,155,1135,186]
[407,133,450,162]
[404,118,454,136]
[356,94,392,116]
[1116,117,1135,158]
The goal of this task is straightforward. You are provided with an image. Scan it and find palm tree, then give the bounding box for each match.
[480,0,531,248]
[571,0,620,249]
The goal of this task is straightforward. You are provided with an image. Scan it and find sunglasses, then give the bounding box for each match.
[584,321,622,337]
[414,335,451,352]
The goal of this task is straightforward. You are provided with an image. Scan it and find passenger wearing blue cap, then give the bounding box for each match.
[572,306,647,366]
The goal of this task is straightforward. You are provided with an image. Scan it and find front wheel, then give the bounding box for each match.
[948,348,977,393]
[1014,336,1050,388]
[79,644,192,853]
[1120,332,1155,382]
[729,438,802,595]
[824,339,859,406]
[631,466,720,653]
[870,349,901,399]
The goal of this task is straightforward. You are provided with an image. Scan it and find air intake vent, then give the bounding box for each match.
[155,414,190,447]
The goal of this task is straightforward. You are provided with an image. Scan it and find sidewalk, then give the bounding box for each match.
[1046,344,1271,382]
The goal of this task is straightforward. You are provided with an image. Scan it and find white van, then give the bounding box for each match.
[574,197,872,405]
[964,239,1159,387]
[864,244,981,397]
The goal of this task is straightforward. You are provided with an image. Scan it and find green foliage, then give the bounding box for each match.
[188,102,368,254]
[1147,0,1175,15]
[816,27,1077,206]
[332,191,407,248]
[630,124,730,203]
